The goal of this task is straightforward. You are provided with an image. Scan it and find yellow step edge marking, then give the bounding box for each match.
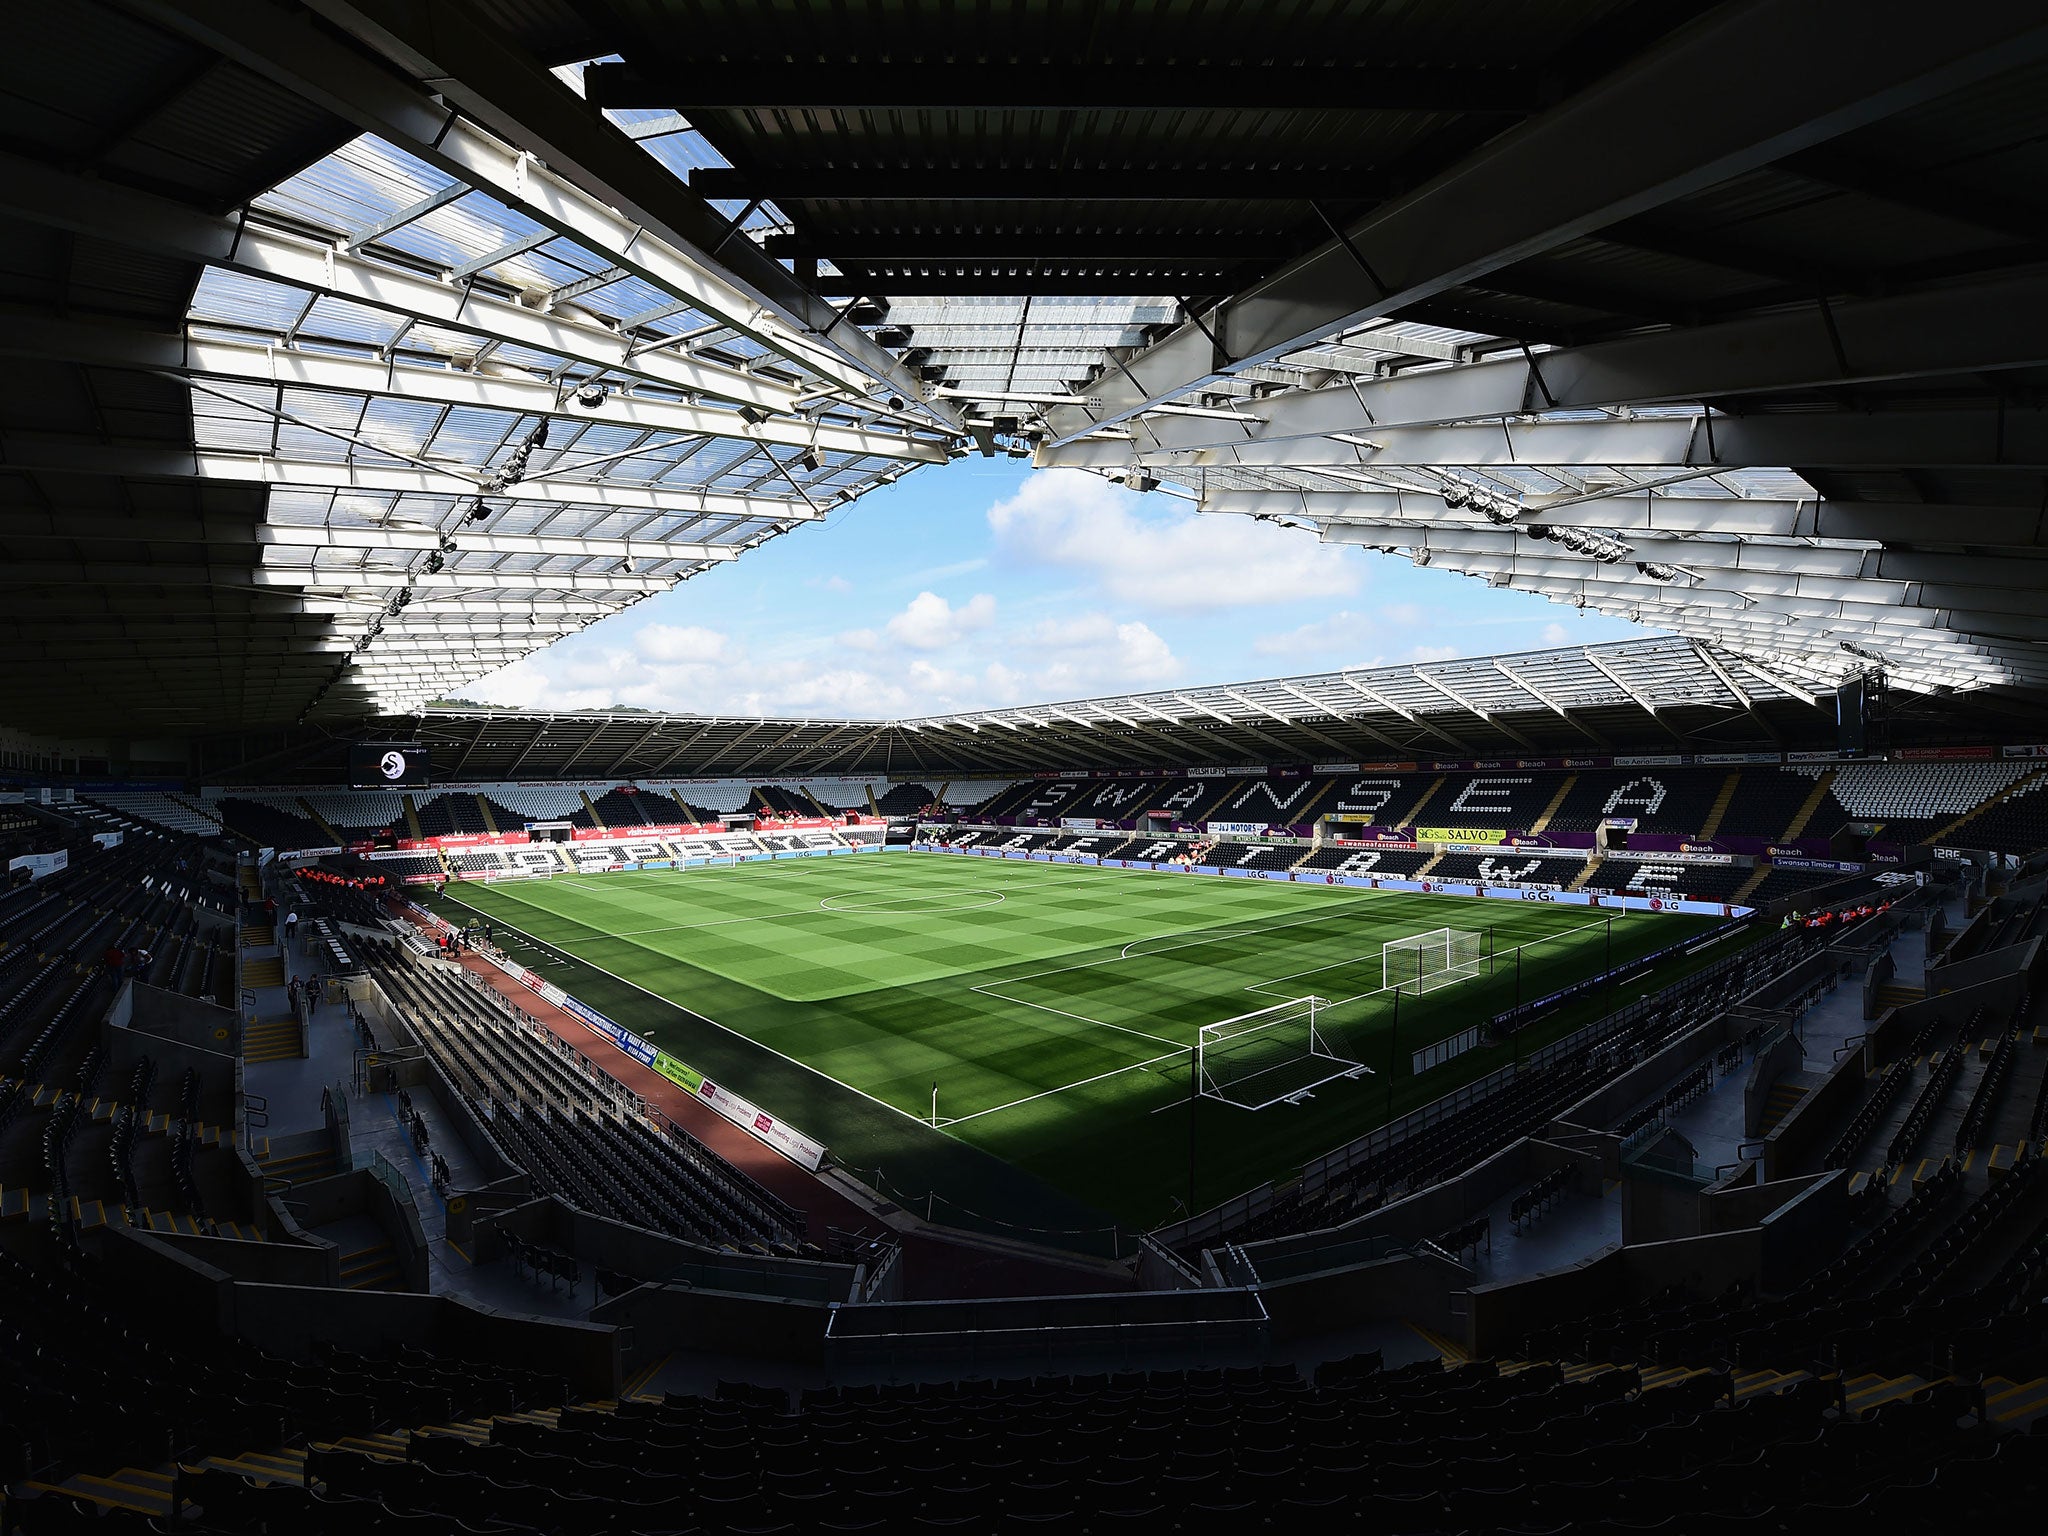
[22,1481,163,1514]
[1983,1377,2046,1406]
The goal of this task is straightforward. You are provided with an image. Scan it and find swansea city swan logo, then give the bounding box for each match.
[380,750,407,781]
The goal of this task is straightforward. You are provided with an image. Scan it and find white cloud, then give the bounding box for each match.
[634,624,729,665]
[1541,622,1573,646]
[882,590,996,650]
[1253,606,1417,663]
[805,573,854,593]
[1408,643,1461,663]
[988,470,1360,609]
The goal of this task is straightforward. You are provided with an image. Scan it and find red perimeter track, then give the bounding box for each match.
[406,914,874,1241]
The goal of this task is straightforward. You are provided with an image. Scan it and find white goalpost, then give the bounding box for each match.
[1383,926,1486,996]
[1196,995,1369,1110]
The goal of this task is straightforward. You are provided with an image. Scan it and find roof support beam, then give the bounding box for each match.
[1336,676,1473,753]
[0,317,944,464]
[1041,263,2048,458]
[1039,0,2048,445]
[0,563,683,595]
[166,0,959,429]
[586,61,1542,114]
[1582,652,1691,743]
[0,434,822,519]
[0,151,805,413]
[1119,407,2048,472]
[688,166,1397,204]
[1202,489,2048,550]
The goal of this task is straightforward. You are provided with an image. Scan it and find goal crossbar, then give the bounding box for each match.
[1383,926,1486,996]
[1196,995,1368,1110]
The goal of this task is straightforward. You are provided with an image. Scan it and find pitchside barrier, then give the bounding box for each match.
[404,899,830,1172]
[911,845,1748,917]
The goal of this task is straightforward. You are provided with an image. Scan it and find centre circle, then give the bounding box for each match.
[819,888,1007,914]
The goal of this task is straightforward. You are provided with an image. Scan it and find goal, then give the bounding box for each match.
[1384,927,1486,996]
[1196,996,1368,1110]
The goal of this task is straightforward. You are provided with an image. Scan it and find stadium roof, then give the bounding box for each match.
[359,634,1970,783]
[4,1,2047,739]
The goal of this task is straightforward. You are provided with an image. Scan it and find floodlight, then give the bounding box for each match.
[797,449,820,472]
[574,381,609,408]
[736,405,769,426]
[1411,547,1432,567]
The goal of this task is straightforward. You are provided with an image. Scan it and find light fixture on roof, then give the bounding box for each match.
[1411,547,1432,567]
[423,551,445,575]
[574,381,609,408]
[736,405,769,426]
[797,448,820,473]
[1123,471,1159,493]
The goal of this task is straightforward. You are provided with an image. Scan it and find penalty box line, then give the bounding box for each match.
[935,1046,1192,1130]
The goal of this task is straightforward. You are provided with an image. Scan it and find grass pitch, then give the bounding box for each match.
[432,852,1725,1232]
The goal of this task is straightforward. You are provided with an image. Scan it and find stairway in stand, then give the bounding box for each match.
[252,1136,337,1186]
[242,1016,303,1064]
[1757,1081,1807,1133]
[340,1239,401,1291]
[1698,771,1741,840]
[1781,769,1838,840]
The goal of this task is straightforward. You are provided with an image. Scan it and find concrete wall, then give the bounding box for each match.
[119,980,244,1061]
[1862,950,1896,1020]
[281,1167,428,1293]
[1239,1136,1585,1269]
[103,1011,239,1125]
[144,1229,335,1288]
[1743,1026,1808,1137]
[89,1223,619,1398]
[1259,1249,1470,1342]
[590,1282,835,1369]
[1760,1033,1868,1181]
[1467,1248,1628,1356]
[1754,1171,1851,1291]
[1928,936,2041,998]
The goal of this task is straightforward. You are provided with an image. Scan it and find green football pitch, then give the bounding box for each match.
[429,853,1727,1231]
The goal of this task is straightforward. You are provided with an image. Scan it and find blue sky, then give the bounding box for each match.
[469,464,1655,717]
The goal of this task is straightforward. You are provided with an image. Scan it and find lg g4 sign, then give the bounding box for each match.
[349,742,429,789]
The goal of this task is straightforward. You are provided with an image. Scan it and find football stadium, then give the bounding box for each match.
[4,2,2048,1529]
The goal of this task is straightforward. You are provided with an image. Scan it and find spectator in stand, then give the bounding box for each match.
[288,976,301,1011]
[283,908,299,947]
[103,944,124,976]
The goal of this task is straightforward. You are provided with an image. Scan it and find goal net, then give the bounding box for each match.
[1384,927,1486,996]
[1196,996,1368,1110]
